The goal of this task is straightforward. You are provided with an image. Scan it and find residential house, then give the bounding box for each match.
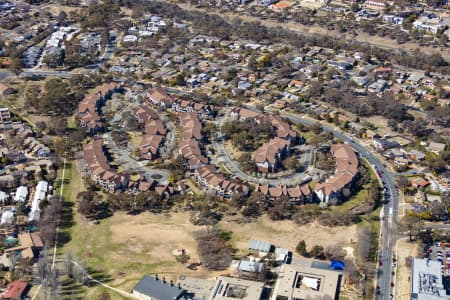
[427,142,446,155]
[148,87,173,109]
[1,210,14,225]
[194,165,249,197]
[408,149,426,161]
[133,105,167,160]
[0,280,29,300]
[270,1,290,11]
[0,108,11,123]
[78,83,119,133]
[83,139,128,192]
[5,232,44,261]
[373,138,400,151]
[383,14,404,25]
[256,184,313,204]
[179,112,202,141]
[368,80,389,93]
[28,180,48,222]
[0,82,16,97]
[254,137,291,173]
[179,140,208,171]
[315,144,359,205]
[14,186,28,202]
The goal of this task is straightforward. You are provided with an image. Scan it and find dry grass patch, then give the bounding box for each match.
[218,215,358,256]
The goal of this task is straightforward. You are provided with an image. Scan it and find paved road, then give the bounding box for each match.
[248,107,398,300]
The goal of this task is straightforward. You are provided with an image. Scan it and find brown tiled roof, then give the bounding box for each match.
[315,144,359,196]
[231,107,261,119]
[256,184,311,200]
[78,83,118,129]
[180,112,202,141]
[149,87,173,105]
[83,140,127,185]
[140,135,164,155]
[269,115,297,139]
[254,137,290,164]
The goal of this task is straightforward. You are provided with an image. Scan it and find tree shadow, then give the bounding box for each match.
[86,267,114,286]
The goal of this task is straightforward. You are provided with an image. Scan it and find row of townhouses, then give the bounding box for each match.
[78,83,120,133]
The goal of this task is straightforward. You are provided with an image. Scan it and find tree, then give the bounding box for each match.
[325,244,346,260]
[65,252,73,278]
[310,245,325,259]
[195,227,233,270]
[296,240,307,256]
[9,57,23,77]
[282,156,301,171]
[238,152,254,173]
[57,11,68,24]
[397,176,409,191]
[358,227,371,261]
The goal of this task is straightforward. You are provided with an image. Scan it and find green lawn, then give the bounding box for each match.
[329,188,369,215]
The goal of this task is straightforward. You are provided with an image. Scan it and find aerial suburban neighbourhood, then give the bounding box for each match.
[0,0,448,299]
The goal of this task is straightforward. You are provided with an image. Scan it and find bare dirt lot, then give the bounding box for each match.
[219,215,359,255]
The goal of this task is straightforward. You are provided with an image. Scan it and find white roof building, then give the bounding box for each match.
[0,191,8,203]
[28,181,48,222]
[411,258,446,299]
[14,186,28,202]
[1,210,14,225]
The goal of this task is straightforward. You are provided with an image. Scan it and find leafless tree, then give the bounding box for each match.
[325,244,346,261]
[65,252,73,278]
[73,260,89,285]
[358,227,371,262]
[9,252,19,272]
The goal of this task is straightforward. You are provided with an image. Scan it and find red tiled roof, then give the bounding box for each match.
[1,280,28,300]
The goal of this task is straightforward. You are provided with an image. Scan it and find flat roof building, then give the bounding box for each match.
[209,276,264,300]
[271,258,343,300]
[410,258,446,300]
[248,240,272,254]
